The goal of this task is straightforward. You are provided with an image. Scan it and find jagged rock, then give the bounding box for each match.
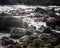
[43,26,53,34]
[1,36,14,46]
[10,27,27,38]
[34,7,47,14]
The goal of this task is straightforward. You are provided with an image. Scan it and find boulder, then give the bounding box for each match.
[10,27,27,38]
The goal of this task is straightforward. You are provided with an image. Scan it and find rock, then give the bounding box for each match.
[55,45,60,48]
[26,30,33,35]
[34,30,41,34]
[43,26,53,34]
[5,44,15,48]
[43,43,53,48]
[0,12,10,16]
[15,42,21,48]
[9,10,20,16]
[19,35,29,42]
[26,43,35,48]
[51,36,60,46]
[47,8,56,17]
[47,17,56,23]
[33,39,42,48]
[34,7,47,14]
[27,36,38,44]
[0,0,60,5]
[40,33,50,43]
[1,36,14,46]
[10,27,27,38]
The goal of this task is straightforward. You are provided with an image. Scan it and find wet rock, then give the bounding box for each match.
[9,10,20,16]
[27,25,36,31]
[34,30,41,34]
[43,43,54,48]
[19,35,29,42]
[26,43,35,48]
[34,7,47,14]
[55,45,60,48]
[40,33,50,43]
[39,32,60,47]
[34,17,46,22]
[33,39,42,48]
[10,27,27,38]
[0,12,10,16]
[15,42,22,48]
[47,8,56,17]
[46,16,60,30]
[43,26,53,34]
[47,17,56,23]
[5,44,15,48]
[1,36,14,46]
[26,30,33,35]
[51,36,60,46]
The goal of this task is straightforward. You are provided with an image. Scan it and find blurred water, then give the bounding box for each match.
[0,33,10,39]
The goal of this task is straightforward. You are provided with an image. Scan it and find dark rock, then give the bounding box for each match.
[15,42,21,48]
[34,7,47,14]
[34,30,41,33]
[43,26,53,34]
[46,16,60,30]
[47,8,56,17]
[1,36,14,46]
[26,30,33,35]
[33,39,41,48]
[19,35,29,42]
[10,28,26,38]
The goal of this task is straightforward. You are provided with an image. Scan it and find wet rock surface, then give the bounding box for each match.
[0,5,60,48]
[1,30,60,48]
[10,28,27,38]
